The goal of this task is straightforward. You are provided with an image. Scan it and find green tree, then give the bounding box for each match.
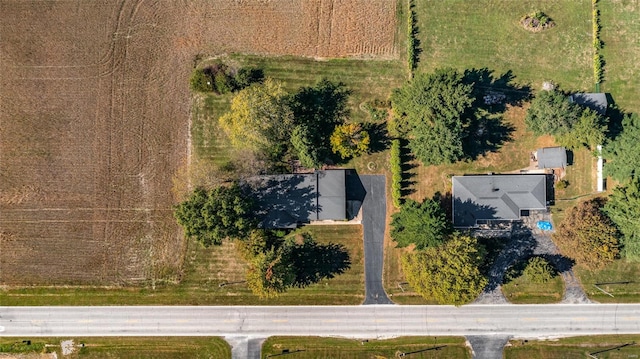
[330,123,370,159]
[190,68,213,92]
[390,68,474,165]
[553,198,620,270]
[219,79,294,161]
[522,256,556,284]
[390,198,452,249]
[402,234,487,305]
[408,119,464,165]
[604,114,640,182]
[524,89,582,136]
[246,247,296,299]
[173,184,255,246]
[555,108,607,151]
[603,177,640,261]
[290,125,321,169]
[289,79,351,162]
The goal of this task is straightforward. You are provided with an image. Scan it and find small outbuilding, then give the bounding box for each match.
[569,93,608,115]
[535,146,567,169]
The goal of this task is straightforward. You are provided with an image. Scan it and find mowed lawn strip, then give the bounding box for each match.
[501,275,564,304]
[576,261,640,303]
[415,0,593,90]
[504,335,640,358]
[0,225,364,305]
[262,336,471,359]
[0,337,230,359]
[599,0,640,114]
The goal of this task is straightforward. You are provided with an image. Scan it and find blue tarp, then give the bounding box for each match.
[537,221,553,231]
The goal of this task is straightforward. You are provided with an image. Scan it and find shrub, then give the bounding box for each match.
[556,179,569,189]
[390,139,402,208]
[190,68,213,92]
[521,11,556,32]
[523,256,557,284]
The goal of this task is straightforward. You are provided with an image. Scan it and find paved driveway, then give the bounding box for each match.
[360,175,393,305]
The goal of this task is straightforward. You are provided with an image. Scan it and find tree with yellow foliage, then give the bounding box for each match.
[219,79,294,161]
[330,123,370,159]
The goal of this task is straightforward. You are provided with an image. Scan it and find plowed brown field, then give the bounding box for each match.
[0,0,397,285]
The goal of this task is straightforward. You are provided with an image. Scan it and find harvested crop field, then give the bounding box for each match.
[180,0,399,58]
[0,0,397,285]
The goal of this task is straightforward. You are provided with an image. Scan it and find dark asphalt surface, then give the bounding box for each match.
[360,175,393,305]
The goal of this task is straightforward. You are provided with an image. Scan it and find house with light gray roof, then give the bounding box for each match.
[452,174,547,227]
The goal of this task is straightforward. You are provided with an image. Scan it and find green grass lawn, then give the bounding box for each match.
[505,335,640,358]
[576,260,640,303]
[0,337,230,358]
[415,0,593,91]
[0,225,364,305]
[600,0,640,114]
[262,336,471,359]
[501,275,564,304]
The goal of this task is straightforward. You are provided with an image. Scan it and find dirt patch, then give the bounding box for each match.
[0,0,397,285]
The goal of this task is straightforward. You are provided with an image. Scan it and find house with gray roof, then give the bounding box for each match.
[569,93,608,115]
[452,174,547,227]
[246,169,364,229]
[535,146,567,169]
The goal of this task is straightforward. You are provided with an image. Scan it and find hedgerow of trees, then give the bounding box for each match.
[390,139,402,208]
[190,63,264,94]
[401,234,487,305]
[604,113,640,182]
[174,184,255,247]
[603,177,640,262]
[390,68,474,165]
[390,198,452,250]
[553,198,620,270]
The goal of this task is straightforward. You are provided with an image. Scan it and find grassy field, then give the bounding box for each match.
[576,260,640,303]
[0,337,230,358]
[0,225,364,305]
[600,0,640,114]
[504,335,640,358]
[415,0,593,91]
[262,336,471,359]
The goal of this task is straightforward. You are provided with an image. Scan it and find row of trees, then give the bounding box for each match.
[219,78,370,171]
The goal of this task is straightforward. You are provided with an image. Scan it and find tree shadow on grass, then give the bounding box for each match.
[363,122,390,153]
[463,112,516,160]
[460,68,529,161]
[289,240,351,288]
[464,68,532,109]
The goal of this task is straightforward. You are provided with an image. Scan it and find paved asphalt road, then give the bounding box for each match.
[2,304,640,338]
[360,175,393,305]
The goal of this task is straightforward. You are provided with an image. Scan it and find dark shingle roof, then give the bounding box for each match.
[452,174,547,227]
[248,170,347,228]
[537,147,567,169]
[569,93,608,115]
